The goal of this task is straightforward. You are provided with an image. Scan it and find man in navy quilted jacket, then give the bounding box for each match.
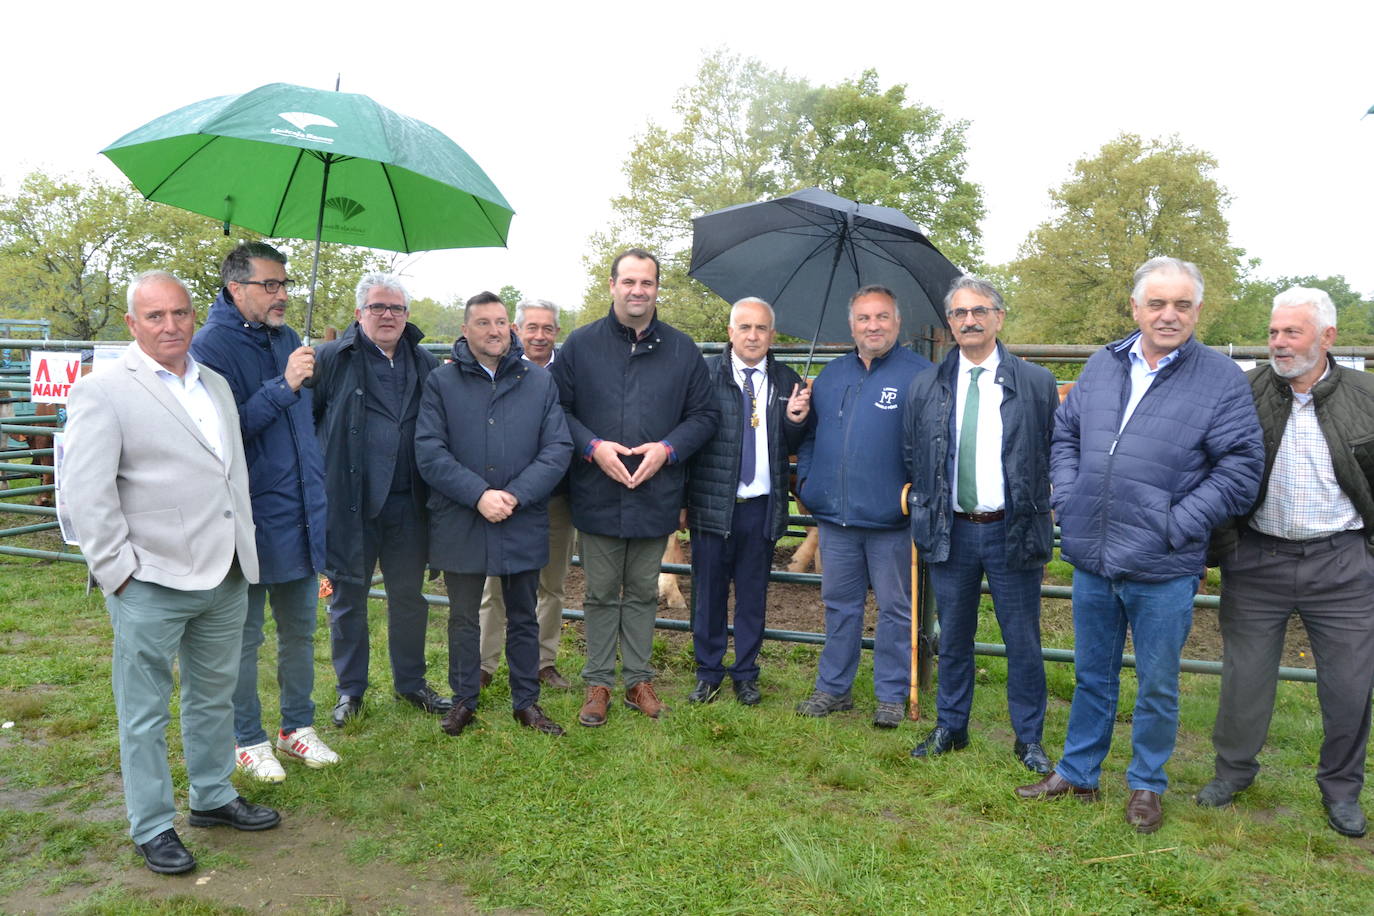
[1014,257,1263,835]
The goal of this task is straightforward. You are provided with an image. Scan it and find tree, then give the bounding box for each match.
[584,50,983,340]
[0,171,228,338]
[0,169,392,340]
[1006,134,1242,345]
[407,295,464,343]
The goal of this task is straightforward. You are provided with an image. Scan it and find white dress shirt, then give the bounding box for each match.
[732,351,771,499]
[132,342,227,465]
[952,348,1005,512]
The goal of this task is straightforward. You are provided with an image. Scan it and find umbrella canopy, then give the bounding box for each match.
[690,187,961,348]
[102,82,513,253]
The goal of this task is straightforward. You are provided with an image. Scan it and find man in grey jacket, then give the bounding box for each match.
[64,271,279,875]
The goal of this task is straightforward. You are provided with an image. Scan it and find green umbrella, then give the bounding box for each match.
[101,81,514,339]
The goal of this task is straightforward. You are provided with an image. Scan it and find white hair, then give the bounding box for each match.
[729,297,775,326]
[355,272,410,309]
[514,299,560,327]
[1272,286,1337,333]
[1131,256,1205,304]
[126,270,191,315]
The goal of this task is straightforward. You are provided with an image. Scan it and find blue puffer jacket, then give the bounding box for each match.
[904,341,1058,568]
[1051,333,1263,582]
[190,288,326,584]
[797,345,932,530]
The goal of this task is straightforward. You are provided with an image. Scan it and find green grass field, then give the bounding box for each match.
[2,537,1373,914]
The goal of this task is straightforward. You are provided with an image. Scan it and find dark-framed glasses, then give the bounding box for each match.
[240,278,295,294]
[363,303,409,316]
[947,306,998,321]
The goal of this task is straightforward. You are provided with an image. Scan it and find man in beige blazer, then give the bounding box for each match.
[63,270,280,875]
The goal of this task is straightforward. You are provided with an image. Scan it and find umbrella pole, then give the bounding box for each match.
[801,224,849,380]
[302,155,334,346]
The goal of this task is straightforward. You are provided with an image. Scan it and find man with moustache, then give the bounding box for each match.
[1199,287,1374,838]
[64,271,278,874]
[903,276,1058,772]
[795,285,932,728]
[550,249,718,727]
[191,242,338,781]
[683,297,812,706]
[416,292,572,736]
[1016,256,1262,835]
[313,272,447,728]
[479,299,575,691]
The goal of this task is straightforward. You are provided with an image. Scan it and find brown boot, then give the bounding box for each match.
[579,685,611,727]
[624,681,665,718]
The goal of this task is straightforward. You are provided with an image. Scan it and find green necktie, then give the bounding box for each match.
[957,366,984,513]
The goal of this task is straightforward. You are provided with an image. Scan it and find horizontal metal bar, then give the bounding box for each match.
[0,502,56,517]
[0,521,60,537]
[0,463,54,474]
[973,641,1315,683]
[0,449,54,459]
[0,485,55,497]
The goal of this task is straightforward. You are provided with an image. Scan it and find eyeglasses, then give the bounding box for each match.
[947,306,1000,321]
[238,278,295,294]
[363,303,409,316]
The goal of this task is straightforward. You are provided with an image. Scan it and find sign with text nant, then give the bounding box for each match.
[29,351,82,404]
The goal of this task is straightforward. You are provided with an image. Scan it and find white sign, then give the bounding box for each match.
[28,351,82,404]
[1336,356,1366,372]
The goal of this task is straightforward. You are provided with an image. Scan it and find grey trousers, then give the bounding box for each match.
[579,532,666,688]
[1214,529,1374,802]
[106,568,247,844]
[479,494,574,672]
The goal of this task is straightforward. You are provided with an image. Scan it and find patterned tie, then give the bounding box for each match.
[740,368,757,485]
[957,366,984,513]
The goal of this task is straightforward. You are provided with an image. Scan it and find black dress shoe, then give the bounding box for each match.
[189,796,281,831]
[687,680,721,703]
[397,684,454,715]
[910,726,969,758]
[135,828,196,874]
[1014,740,1052,775]
[332,694,363,727]
[1325,799,1368,838]
[732,679,761,706]
[513,703,565,736]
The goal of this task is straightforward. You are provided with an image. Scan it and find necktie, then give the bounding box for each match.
[957,366,984,512]
[740,368,757,485]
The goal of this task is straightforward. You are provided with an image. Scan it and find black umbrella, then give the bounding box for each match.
[689,187,962,375]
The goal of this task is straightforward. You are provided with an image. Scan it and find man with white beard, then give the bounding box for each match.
[1200,286,1374,839]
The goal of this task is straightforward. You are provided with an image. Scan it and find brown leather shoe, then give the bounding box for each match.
[624,681,665,718]
[440,705,476,737]
[479,670,493,689]
[539,666,573,689]
[579,685,612,727]
[1015,771,1100,802]
[513,703,565,736]
[1126,789,1163,833]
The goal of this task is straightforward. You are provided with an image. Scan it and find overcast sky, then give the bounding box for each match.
[5,1,1371,315]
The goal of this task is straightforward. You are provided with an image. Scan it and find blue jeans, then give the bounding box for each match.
[814,522,912,704]
[234,575,321,746]
[928,518,1046,742]
[1056,569,1197,794]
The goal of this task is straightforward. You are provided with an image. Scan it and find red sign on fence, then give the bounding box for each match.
[29,351,82,404]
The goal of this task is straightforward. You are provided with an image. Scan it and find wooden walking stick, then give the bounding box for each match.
[901,483,920,720]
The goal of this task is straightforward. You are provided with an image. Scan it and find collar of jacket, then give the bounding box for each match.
[450,331,525,377]
[937,338,1019,389]
[1108,330,1199,373]
[1260,353,1341,405]
[721,346,773,380]
[208,286,282,339]
[606,304,659,342]
[338,320,427,352]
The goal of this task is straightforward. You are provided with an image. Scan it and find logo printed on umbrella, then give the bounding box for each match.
[272,111,337,144]
[325,197,366,223]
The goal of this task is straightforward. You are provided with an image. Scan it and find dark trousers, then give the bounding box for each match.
[690,497,773,685]
[445,570,540,711]
[928,517,1046,742]
[328,491,431,696]
[1215,529,1374,802]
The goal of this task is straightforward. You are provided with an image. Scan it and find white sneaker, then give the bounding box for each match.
[276,726,340,768]
[236,741,286,783]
